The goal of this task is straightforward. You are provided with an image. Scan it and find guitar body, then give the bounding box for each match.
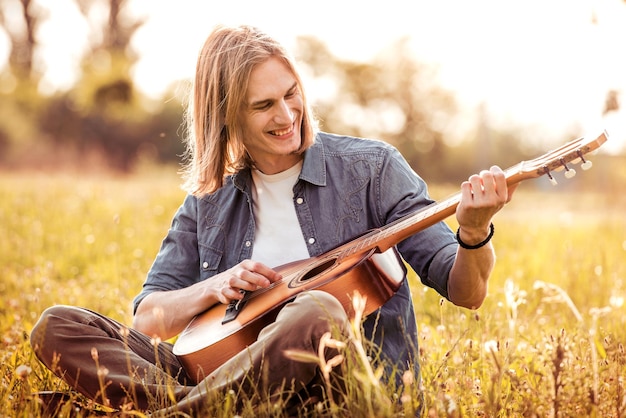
[172,131,608,383]
[174,247,406,383]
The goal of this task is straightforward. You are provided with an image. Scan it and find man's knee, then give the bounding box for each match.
[291,290,348,331]
[30,305,85,358]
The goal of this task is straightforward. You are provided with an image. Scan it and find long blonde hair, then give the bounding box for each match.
[181,25,317,196]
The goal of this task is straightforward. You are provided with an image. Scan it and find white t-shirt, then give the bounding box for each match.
[250,162,310,267]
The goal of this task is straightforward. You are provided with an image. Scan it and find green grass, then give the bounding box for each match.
[1,168,625,417]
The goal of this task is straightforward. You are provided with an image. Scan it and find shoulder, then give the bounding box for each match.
[315,132,398,156]
[196,170,250,202]
[187,172,250,220]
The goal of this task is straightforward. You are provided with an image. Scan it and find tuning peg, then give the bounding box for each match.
[544,168,558,186]
[577,151,593,170]
[559,158,576,179]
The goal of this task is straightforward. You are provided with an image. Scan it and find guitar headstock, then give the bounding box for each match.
[506,131,609,186]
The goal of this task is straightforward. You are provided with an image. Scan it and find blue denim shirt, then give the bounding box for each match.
[134,132,458,381]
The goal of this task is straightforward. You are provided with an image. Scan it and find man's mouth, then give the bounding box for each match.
[269,124,294,137]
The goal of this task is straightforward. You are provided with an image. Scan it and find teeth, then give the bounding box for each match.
[271,126,292,136]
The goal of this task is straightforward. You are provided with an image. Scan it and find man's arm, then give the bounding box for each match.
[447,233,495,309]
[447,166,515,309]
[132,260,281,340]
[133,280,221,341]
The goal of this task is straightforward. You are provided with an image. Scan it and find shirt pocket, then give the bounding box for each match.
[198,243,223,276]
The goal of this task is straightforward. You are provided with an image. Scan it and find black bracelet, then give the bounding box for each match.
[456,223,495,250]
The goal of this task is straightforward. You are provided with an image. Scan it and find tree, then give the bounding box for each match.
[0,0,48,162]
[0,0,46,83]
[295,36,461,181]
[72,0,145,113]
[37,0,152,170]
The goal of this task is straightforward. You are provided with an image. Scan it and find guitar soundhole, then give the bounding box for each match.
[288,258,337,288]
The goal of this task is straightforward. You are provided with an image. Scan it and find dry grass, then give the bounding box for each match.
[1,167,625,417]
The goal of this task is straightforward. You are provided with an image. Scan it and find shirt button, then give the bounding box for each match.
[296,197,304,204]
[308,238,315,244]
[202,261,209,269]
[245,241,252,247]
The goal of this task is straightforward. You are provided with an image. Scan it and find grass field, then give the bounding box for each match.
[1,166,625,417]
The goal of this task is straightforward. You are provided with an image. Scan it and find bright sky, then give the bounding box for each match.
[1,0,625,152]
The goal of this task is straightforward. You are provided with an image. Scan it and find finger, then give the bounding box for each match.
[228,264,278,293]
[488,166,512,203]
[467,172,490,199]
[222,285,244,300]
[252,261,283,283]
[479,169,497,195]
[231,273,268,292]
[460,180,474,202]
[240,260,282,284]
[217,279,243,305]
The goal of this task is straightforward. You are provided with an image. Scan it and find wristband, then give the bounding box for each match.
[456,223,495,250]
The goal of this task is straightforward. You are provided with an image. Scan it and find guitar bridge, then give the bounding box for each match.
[222,290,248,324]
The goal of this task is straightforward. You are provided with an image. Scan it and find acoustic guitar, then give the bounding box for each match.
[173,131,608,383]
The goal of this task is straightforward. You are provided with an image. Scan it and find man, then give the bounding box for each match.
[31,25,514,414]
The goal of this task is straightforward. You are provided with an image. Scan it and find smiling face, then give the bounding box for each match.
[239,56,304,174]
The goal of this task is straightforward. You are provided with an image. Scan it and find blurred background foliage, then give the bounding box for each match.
[0,0,623,188]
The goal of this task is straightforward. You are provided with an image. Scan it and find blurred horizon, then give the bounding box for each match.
[0,0,624,177]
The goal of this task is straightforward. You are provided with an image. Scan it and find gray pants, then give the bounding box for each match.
[30,290,348,413]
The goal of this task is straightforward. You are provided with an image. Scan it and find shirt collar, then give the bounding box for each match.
[299,135,326,186]
[233,134,326,191]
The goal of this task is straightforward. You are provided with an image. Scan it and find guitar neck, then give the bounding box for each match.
[360,163,527,254]
[369,194,460,254]
[332,131,608,260]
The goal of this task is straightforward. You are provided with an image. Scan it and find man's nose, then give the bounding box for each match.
[273,99,293,123]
